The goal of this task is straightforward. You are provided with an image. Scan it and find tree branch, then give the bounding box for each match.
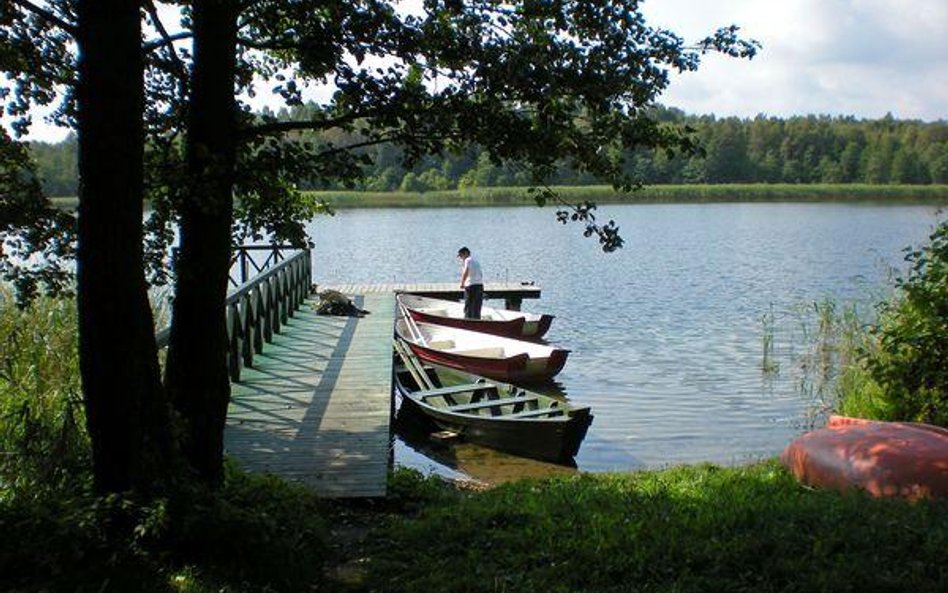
[10,0,78,36]
[314,135,405,159]
[143,31,193,53]
[142,0,189,82]
[240,112,368,138]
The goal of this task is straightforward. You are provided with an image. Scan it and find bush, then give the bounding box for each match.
[847,219,948,425]
[162,465,330,590]
[0,465,330,593]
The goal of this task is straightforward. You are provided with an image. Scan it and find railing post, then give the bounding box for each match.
[227,301,241,382]
[239,248,249,285]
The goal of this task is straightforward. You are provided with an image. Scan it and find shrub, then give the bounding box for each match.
[853,219,948,425]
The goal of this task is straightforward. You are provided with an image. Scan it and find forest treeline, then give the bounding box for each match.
[30,106,948,196]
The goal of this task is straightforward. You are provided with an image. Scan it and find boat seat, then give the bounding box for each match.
[428,340,455,349]
[456,347,505,358]
[418,382,498,400]
[449,395,535,413]
[507,408,565,418]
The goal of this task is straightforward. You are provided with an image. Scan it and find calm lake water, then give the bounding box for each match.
[306,202,944,481]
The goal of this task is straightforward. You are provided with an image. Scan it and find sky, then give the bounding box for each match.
[640,0,948,122]
[16,0,948,143]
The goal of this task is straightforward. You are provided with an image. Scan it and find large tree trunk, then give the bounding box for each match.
[165,0,239,486]
[76,0,171,493]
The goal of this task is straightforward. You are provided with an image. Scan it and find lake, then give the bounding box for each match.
[306,202,943,481]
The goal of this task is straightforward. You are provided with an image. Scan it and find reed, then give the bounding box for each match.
[47,184,948,213]
[760,304,779,375]
[0,289,87,496]
[308,184,948,208]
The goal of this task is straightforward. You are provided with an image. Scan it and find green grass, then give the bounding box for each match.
[364,464,948,593]
[3,461,947,592]
[309,184,948,209]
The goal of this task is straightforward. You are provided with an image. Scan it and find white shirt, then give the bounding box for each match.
[461,255,483,287]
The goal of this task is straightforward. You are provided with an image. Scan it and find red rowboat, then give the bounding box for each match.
[394,315,569,384]
[397,293,554,340]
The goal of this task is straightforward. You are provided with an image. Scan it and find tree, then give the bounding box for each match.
[75,0,174,493]
[2,0,174,492]
[703,118,749,182]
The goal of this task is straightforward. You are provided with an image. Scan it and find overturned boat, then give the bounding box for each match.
[781,415,948,500]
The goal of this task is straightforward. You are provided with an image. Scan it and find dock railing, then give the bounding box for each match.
[155,245,313,381]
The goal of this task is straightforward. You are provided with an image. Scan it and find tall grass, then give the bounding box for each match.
[760,304,779,375]
[49,184,948,212]
[759,297,874,425]
[307,184,948,209]
[0,289,87,498]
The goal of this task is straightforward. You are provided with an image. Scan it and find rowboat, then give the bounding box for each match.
[393,340,592,462]
[397,293,554,340]
[781,415,948,500]
[394,314,569,384]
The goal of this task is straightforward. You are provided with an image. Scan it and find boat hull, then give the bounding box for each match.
[399,394,591,462]
[403,340,568,384]
[399,293,554,340]
[407,308,554,340]
[395,316,569,384]
[781,415,948,500]
[392,362,592,463]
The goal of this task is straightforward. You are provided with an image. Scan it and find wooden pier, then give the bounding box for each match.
[215,253,543,498]
[322,282,541,310]
[224,293,395,498]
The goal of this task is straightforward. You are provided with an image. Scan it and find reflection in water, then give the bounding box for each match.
[393,405,579,485]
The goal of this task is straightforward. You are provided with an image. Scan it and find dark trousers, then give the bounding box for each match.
[464,284,483,319]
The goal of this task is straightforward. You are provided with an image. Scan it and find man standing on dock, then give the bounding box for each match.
[457,246,483,319]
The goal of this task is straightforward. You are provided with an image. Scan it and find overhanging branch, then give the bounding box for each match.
[144,31,192,53]
[240,112,367,139]
[10,0,77,36]
[143,0,188,82]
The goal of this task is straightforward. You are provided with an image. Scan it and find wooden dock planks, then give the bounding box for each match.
[225,293,394,498]
[321,281,540,298]
[321,282,541,310]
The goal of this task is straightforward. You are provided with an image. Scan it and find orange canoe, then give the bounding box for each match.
[781,415,948,500]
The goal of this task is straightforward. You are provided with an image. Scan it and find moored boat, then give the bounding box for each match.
[397,293,554,340]
[394,314,569,384]
[393,340,592,462]
[781,415,948,500]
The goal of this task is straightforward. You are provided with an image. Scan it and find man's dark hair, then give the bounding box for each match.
[457,247,470,257]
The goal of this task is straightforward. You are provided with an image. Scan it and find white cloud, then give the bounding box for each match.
[641,0,948,121]
[13,0,948,143]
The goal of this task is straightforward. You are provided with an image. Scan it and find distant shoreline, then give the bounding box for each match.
[50,183,948,210]
[308,184,948,208]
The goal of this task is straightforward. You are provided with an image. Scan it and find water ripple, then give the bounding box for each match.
[307,203,941,473]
